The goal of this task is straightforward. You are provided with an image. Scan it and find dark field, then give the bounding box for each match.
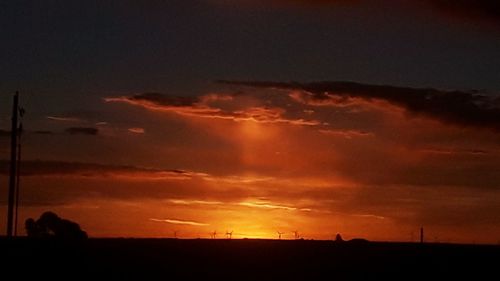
[2,238,499,280]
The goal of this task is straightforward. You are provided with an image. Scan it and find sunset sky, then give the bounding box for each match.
[1,1,500,243]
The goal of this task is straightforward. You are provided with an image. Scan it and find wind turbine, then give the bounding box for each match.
[292,230,300,239]
[226,230,233,239]
[173,230,178,239]
[277,231,284,240]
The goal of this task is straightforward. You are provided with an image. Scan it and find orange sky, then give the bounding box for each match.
[1,84,499,243]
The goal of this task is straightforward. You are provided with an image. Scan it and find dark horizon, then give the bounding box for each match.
[2,236,500,280]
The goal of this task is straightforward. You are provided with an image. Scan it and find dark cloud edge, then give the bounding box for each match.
[0,160,190,177]
[1,128,101,137]
[217,80,500,132]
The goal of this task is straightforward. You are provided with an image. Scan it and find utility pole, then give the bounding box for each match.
[7,92,19,237]
[14,122,23,236]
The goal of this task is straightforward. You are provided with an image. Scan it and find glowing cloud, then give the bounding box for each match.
[319,129,374,139]
[149,218,209,226]
[47,116,82,122]
[105,93,319,126]
[352,214,386,220]
[168,199,224,206]
[128,127,145,134]
[237,200,311,212]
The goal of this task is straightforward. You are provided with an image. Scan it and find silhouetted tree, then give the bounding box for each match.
[25,211,87,239]
[25,218,43,237]
[335,233,344,242]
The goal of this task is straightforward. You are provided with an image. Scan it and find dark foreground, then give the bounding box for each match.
[2,238,499,280]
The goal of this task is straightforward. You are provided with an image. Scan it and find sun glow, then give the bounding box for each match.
[239,118,272,140]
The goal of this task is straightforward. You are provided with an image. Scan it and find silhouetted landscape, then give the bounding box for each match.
[2,2,500,279]
[2,237,499,280]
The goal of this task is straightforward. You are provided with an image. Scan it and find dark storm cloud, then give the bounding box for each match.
[218,80,500,131]
[64,127,99,135]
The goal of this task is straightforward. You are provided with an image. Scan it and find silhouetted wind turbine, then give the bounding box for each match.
[277,231,284,240]
[226,230,233,239]
[173,230,178,239]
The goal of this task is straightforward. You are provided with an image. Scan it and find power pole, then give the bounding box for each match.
[14,122,23,236]
[7,92,19,237]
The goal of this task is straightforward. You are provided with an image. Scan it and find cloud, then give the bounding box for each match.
[319,129,374,139]
[128,127,145,134]
[218,80,500,131]
[47,116,82,122]
[149,218,209,226]
[105,93,319,126]
[0,160,201,180]
[238,200,311,212]
[352,214,386,220]
[204,175,276,184]
[168,199,224,206]
[420,147,489,155]
[0,160,260,207]
[104,93,223,117]
[65,127,99,135]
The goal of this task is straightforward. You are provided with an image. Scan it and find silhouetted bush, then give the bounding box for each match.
[25,211,87,239]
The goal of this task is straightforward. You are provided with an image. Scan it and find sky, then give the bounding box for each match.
[1,0,500,243]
